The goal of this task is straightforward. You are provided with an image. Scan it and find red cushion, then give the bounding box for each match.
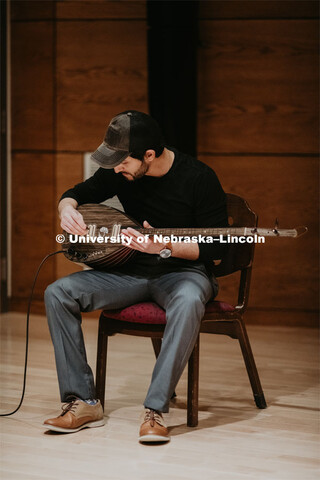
[102,302,166,324]
[102,300,235,325]
[205,301,235,313]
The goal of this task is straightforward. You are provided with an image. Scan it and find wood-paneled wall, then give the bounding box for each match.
[197,1,319,326]
[10,1,319,326]
[10,0,148,312]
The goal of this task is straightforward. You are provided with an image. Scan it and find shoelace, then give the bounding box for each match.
[144,409,164,427]
[60,399,80,417]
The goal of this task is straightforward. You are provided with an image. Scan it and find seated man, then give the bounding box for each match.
[43,110,227,443]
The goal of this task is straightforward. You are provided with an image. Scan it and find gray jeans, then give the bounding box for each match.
[44,267,217,413]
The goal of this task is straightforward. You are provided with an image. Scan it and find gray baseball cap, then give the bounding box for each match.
[91,110,164,169]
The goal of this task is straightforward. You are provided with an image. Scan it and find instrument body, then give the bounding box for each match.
[62,203,307,269]
[63,204,140,268]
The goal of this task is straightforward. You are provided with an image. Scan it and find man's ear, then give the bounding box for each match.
[144,149,156,163]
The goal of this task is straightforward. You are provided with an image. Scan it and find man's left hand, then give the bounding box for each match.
[122,221,162,254]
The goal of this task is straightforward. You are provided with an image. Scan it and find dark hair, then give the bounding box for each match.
[131,145,164,161]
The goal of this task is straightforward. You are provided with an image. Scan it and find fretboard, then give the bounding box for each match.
[136,227,301,238]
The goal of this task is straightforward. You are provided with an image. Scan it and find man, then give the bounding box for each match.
[43,110,227,442]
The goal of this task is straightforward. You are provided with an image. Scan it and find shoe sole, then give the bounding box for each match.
[42,418,105,433]
[139,434,171,443]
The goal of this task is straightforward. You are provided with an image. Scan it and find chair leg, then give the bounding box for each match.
[187,336,200,427]
[236,319,267,409]
[95,329,109,410]
[151,337,162,358]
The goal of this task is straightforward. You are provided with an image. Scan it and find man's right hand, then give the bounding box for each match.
[59,199,87,235]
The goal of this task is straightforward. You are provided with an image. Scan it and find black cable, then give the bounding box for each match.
[0,250,65,417]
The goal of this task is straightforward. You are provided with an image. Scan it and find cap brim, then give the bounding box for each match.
[90,143,130,169]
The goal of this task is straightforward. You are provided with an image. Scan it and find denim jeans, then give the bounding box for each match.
[44,267,217,413]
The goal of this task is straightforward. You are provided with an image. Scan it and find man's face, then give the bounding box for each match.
[113,156,149,181]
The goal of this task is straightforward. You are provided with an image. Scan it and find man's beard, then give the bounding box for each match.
[122,160,149,181]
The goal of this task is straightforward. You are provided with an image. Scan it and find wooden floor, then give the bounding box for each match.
[0,312,319,480]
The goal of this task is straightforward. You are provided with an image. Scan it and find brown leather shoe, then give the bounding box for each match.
[43,399,104,433]
[139,408,170,443]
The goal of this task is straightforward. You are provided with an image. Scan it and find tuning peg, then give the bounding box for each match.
[273,218,280,236]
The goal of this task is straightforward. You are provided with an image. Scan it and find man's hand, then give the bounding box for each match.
[122,220,200,260]
[59,199,87,235]
[122,221,161,255]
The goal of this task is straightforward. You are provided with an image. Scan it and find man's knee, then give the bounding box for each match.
[44,281,59,304]
[44,277,73,306]
[167,287,206,319]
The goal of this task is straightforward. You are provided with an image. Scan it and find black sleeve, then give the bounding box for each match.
[59,168,120,205]
[193,166,228,262]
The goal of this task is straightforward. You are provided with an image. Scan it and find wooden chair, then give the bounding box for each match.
[95,193,267,427]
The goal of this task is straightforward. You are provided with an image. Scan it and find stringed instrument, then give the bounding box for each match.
[61,204,307,269]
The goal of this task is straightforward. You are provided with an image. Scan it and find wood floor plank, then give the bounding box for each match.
[0,313,319,480]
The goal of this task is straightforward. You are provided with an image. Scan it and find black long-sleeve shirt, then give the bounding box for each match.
[60,147,228,277]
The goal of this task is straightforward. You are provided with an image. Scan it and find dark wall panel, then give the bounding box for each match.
[11,21,54,151]
[198,20,319,154]
[11,153,55,299]
[199,155,319,315]
[199,0,319,20]
[11,1,55,20]
[56,20,148,151]
[56,0,146,19]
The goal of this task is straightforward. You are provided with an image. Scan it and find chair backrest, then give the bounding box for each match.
[213,193,257,278]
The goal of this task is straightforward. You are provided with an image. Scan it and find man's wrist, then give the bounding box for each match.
[159,241,173,258]
[58,198,78,218]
